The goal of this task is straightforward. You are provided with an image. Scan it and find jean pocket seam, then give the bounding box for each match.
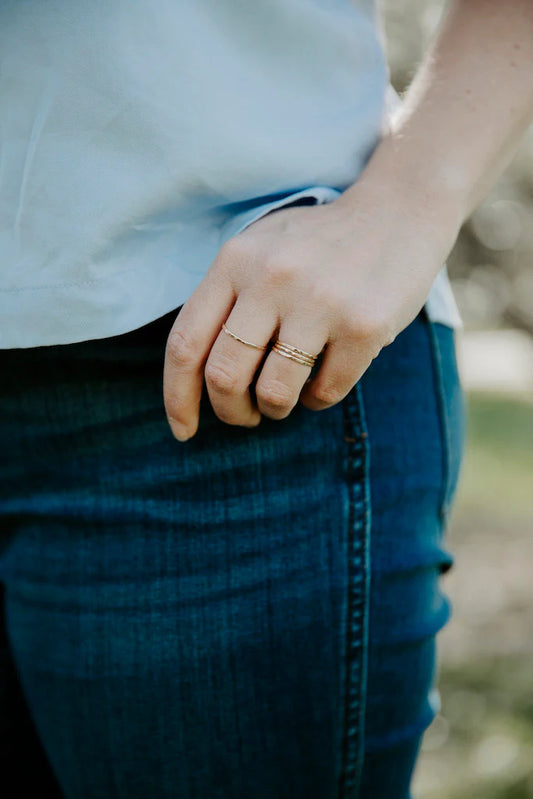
[338,380,371,796]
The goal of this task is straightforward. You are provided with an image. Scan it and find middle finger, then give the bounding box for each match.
[204,294,277,427]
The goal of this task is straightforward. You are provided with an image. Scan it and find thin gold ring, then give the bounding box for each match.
[272,340,318,367]
[222,321,320,367]
[221,322,267,350]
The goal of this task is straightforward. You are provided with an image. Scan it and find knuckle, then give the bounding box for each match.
[309,383,343,406]
[166,328,198,368]
[382,328,397,347]
[216,236,259,285]
[256,379,294,411]
[316,283,342,315]
[262,258,297,287]
[347,310,390,346]
[376,315,394,343]
[204,358,241,395]
[219,234,255,264]
[219,236,243,260]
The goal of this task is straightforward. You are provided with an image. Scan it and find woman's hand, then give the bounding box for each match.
[162,0,533,442]
[163,172,460,442]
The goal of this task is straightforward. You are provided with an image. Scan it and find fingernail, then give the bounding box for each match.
[168,417,189,441]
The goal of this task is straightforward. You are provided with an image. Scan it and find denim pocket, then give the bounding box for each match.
[425,315,468,527]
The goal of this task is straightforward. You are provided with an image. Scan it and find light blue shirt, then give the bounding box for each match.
[0,0,462,348]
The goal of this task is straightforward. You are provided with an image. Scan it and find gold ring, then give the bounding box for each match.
[271,339,318,367]
[221,322,267,350]
[222,322,320,367]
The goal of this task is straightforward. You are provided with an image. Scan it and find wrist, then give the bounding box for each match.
[339,131,466,251]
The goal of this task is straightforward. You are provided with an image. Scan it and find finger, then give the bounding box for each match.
[163,263,235,440]
[204,293,278,427]
[255,320,327,420]
[299,336,375,411]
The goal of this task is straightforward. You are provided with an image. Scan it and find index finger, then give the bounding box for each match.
[163,264,235,441]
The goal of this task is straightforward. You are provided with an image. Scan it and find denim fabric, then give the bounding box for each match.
[0,304,466,799]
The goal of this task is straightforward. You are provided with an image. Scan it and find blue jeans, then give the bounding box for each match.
[0,304,466,799]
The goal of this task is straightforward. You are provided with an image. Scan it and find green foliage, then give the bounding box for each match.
[458,392,533,515]
[413,391,533,798]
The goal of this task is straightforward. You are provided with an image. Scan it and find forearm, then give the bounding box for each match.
[343,0,533,232]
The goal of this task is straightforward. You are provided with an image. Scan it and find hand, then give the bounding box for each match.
[163,175,459,441]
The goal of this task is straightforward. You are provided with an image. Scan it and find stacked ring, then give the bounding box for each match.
[221,322,320,367]
[271,340,318,367]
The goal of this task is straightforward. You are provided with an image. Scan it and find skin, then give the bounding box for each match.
[163,0,533,442]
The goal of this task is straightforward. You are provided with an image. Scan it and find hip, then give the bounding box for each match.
[0,304,466,798]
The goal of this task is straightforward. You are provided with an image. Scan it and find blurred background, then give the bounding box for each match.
[381,2,533,797]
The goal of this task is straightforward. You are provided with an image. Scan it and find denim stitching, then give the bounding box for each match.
[338,380,371,798]
[423,311,453,525]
